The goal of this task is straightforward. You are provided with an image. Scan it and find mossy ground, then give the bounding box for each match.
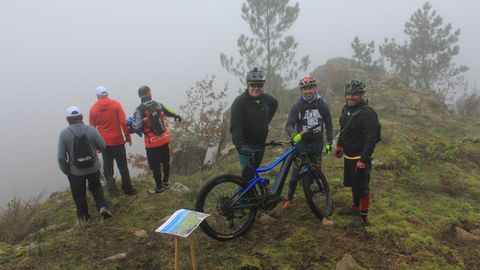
[2,86,480,269]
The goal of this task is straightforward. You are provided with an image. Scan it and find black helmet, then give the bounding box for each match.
[246,67,266,83]
[344,80,365,94]
[299,76,317,89]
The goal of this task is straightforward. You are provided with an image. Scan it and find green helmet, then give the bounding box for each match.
[344,80,366,94]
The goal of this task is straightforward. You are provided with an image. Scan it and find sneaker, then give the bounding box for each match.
[148,187,165,194]
[283,200,292,209]
[163,181,171,189]
[99,207,112,219]
[339,206,360,216]
[352,217,370,228]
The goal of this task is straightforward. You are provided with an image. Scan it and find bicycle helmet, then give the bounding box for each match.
[299,76,317,89]
[344,80,366,94]
[246,67,266,83]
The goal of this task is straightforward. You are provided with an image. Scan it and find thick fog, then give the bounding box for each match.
[1,0,478,207]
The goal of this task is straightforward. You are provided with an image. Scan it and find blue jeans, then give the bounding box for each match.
[287,140,323,200]
[237,144,265,181]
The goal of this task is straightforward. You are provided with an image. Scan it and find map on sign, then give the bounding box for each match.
[155,209,210,238]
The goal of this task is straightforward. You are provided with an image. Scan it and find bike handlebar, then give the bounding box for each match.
[264,124,323,148]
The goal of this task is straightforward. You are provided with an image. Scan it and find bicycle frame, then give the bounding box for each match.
[233,144,299,208]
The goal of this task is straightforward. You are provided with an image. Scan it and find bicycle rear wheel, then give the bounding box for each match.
[195,174,257,241]
[302,164,333,219]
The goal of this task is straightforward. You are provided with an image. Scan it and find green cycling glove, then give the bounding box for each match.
[292,133,303,144]
[325,143,332,154]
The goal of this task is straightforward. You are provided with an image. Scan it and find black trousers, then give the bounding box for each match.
[67,171,107,220]
[146,144,170,189]
[102,145,134,193]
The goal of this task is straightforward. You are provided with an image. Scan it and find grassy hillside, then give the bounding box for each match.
[1,76,480,269]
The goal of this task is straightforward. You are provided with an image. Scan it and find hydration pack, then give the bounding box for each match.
[138,100,165,136]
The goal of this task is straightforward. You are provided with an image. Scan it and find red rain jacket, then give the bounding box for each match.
[89,98,131,146]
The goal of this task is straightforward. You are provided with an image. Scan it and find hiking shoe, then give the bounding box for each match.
[163,181,171,189]
[352,217,370,228]
[148,187,165,194]
[339,206,360,216]
[283,200,292,209]
[99,207,112,219]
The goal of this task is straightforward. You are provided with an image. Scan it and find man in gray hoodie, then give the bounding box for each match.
[284,76,334,209]
[57,106,112,223]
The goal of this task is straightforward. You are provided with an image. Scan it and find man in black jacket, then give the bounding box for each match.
[230,67,278,179]
[335,80,381,227]
[284,76,334,209]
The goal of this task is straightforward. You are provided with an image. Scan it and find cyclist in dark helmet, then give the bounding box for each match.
[284,76,334,209]
[335,80,381,227]
[230,67,278,180]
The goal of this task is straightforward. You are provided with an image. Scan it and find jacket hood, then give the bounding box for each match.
[95,98,115,112]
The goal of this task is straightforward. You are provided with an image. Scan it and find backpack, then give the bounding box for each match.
[139,100,165,136]
[68,126,96,169]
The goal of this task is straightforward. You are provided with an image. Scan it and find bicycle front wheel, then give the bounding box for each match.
[195,174,257,241]
[302,165,333,219]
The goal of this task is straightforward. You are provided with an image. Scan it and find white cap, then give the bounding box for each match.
[65,106,82,117]
[96,86,109,96]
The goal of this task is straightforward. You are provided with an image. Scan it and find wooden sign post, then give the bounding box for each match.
[155,209,208,270]
[174,235,197,270]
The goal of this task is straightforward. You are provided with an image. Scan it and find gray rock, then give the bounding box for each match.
[102,252,128,261]
[336,254,364,270]
[455,226,480,242]
[134,229,148,238]
[171,182,191,193]
[258,212,276,225]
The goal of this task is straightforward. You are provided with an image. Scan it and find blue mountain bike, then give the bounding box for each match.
[195,133,333,241]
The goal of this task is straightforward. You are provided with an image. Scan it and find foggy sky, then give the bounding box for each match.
[1,0,478,207]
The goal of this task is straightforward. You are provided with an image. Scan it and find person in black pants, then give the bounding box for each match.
[130,85,182,194]
[89,86,136,196]
[57,106,112,223]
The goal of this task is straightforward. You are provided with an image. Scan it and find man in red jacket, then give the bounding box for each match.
[90,86,136,196]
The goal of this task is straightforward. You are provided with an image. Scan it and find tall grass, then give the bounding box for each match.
[0,193,47,244]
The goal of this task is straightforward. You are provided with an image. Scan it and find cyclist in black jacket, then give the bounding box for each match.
[335,80,381,227]
[230,67,278,179]
[284,76,334,209]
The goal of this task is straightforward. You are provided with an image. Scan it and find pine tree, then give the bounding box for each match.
[351,36,384,74]
[220,0,309,93]
[380,2,468,100]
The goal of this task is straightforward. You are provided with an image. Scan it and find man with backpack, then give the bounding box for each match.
[57,106,112,224]
[130,85,182,194]
[230,67,278,180]
[89,86,136,196]
[335,80,381,227]
[284,76,334,209]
